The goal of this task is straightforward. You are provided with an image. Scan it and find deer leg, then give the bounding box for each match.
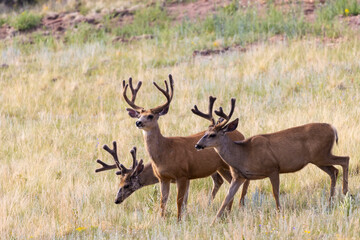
[176,178,190,221]
[216,168,235,211]
[317,165,338,201]
[160,180,170,218]
[210,173,224,202]
[329,155,350,195]
[269,173,281,210]
[213,177,245,223]
[183,180,190,208]
[239,179,250,207]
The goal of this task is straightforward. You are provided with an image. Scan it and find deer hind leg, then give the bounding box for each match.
[317,165,338,202]
[176,178,190,221]
[210,172,224,202]
[328,155,350,195]
[160,180,171,218]
[269,173,281,210]
[213,178,245,223]
[239,179,250,207]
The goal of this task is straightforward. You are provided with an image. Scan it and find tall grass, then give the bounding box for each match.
[1,34,360,239]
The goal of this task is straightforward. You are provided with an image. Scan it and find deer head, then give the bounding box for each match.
[95,141,144,204]
[123,75,174,131]
[192,96,239,150]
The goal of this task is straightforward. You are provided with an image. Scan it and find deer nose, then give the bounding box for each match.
[114,199,122,204]
[136,121,142,127]
[195,144,204,150]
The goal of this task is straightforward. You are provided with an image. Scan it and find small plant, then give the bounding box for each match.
[11,11,42,31]
[0,18,7,27]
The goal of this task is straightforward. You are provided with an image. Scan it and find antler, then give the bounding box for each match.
[122,77,144,111]
[150,74,174,114]
[191,96,217,125]
[214,98,236,129]
[95,141,132,175]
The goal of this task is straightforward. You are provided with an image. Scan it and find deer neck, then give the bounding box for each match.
[138,162,159,187]
[142,124,167,162]
[214,136,241,169]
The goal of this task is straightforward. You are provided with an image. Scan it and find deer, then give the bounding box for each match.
[192,96,350,222]
[95,141,242,205]
[122,74,250,220]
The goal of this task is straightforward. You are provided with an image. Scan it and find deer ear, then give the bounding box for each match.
[158,106,169,116]
[131,160,144,177]
[223,118,239,133]
[126,108,140,118]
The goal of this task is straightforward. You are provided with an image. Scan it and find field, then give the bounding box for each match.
[1,0,360,239]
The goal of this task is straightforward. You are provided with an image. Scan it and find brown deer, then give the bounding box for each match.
[193,96,350,221]
[95,141,241,205]
[122,75,249,220]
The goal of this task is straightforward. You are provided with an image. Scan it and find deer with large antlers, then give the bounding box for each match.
[96,142,242,205]
[122,75,249,220]
[193,97,350,222]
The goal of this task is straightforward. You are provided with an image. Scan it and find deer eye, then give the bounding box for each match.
[147,115,154,120]
[209,134,216,138]
[123,185,130,189]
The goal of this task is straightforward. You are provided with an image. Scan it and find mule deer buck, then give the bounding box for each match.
[122,75,249,220]
[95,141,240,205]
[193,96,350,221]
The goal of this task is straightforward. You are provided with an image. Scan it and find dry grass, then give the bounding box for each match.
[1,33,360,239]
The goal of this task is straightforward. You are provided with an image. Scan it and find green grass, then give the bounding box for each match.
[10,11,42,31]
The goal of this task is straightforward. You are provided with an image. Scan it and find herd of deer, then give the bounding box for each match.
[95,74,350,223]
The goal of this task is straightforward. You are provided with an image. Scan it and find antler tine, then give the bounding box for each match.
[150,74,174,113]
[191,96,217,125]
[130,146,138,170]
[95,159,117,173]
[122,77,144,111]
[214,98,236,128]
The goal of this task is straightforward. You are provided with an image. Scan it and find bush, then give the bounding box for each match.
[11,11,42,31]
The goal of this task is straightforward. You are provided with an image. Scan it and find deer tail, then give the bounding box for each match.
[331,125,338,145]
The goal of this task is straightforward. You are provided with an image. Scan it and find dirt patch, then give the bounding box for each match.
[166,0,233,21]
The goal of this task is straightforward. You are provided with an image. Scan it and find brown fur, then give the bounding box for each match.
[197,121,350,221]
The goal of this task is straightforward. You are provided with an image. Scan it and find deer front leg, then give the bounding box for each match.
[269,172,281,210]
[176,178,190,221]
[210,173,224,202]
[239,179,250,207]
[160,180,170,218]
[213,177,245,224]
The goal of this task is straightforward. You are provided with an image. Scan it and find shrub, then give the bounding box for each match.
[11,11,42,31]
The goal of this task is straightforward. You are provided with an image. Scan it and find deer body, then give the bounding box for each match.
[193,97,350,222]
[143,130,241,180]
[214,123,339,179]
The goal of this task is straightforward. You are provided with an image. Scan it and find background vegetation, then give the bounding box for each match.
[1,0,360,239]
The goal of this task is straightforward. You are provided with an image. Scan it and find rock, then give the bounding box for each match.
[45,12,59,20]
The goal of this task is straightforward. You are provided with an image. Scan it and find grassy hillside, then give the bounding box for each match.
[1,0,360,239]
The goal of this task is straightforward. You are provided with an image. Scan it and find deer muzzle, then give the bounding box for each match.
[195,144,205,150]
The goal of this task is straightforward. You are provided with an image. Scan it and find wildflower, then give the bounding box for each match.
[213,41,219,47]
[191,41,195,45]
[304,230,310,234]
[344,9,349,16]
[42,4,49,12]
[296,82,300,85]
[116,51,121,57]
[76,227,86,232]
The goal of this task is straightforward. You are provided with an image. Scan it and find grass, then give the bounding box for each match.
[1,1,360,239]
[10,11,42,31]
